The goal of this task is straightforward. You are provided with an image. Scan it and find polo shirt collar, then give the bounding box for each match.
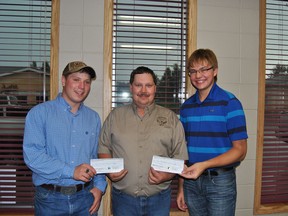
[195,83,218,104]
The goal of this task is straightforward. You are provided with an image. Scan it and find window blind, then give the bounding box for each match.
[112,0,187,114]
[262,0,288,204]
[0,0,51,213]
[113,0,187,210]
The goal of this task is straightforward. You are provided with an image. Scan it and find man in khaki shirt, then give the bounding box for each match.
[98,66,188,216]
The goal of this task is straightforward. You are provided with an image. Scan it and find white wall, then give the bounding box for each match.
[59,0,105,121]
[58,0,285,216]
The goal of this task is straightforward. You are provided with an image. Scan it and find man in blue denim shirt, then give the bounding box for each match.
[23,61,107,216]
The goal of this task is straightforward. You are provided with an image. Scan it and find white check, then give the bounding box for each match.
[151,155,184,174]
[90,158,124,174]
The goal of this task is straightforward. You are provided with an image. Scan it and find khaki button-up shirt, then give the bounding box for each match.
[98,102,188,196]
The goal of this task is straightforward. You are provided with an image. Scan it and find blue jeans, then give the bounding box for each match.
[34,183,96,216]
[112,187,171,216]
[184,168,236,216]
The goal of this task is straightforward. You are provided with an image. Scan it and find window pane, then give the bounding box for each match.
[113,0,187,114]
[262,0,288,205]
[0,0,51,212]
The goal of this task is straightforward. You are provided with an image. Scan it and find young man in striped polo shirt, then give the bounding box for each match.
[177,49,248,216]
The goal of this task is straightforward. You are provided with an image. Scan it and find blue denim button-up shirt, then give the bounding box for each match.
[23,94,107,193]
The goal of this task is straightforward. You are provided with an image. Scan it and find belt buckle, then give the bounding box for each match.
[60,186,77,195]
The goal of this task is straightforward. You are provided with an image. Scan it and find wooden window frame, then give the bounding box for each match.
[50,0,60,100]
[102,0,196,215]
[254,0,288,214]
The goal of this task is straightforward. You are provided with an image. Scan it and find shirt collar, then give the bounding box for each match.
[57,93,83,113]
[195,83,218,104]
[131,101,156,116]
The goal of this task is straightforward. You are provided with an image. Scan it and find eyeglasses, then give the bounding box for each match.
[188,66,213,76]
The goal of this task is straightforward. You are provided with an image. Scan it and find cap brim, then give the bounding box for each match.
[82,66,96,79]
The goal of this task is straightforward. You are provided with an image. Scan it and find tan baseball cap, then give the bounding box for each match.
[62,61,96,79]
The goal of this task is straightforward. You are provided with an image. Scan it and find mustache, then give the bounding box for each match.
[137,93,150,97]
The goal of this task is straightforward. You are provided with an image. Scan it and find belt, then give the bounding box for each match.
[40,181,91,195]
[202,167,234,176]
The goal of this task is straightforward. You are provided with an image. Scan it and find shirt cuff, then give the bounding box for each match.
[93,174,107,193]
